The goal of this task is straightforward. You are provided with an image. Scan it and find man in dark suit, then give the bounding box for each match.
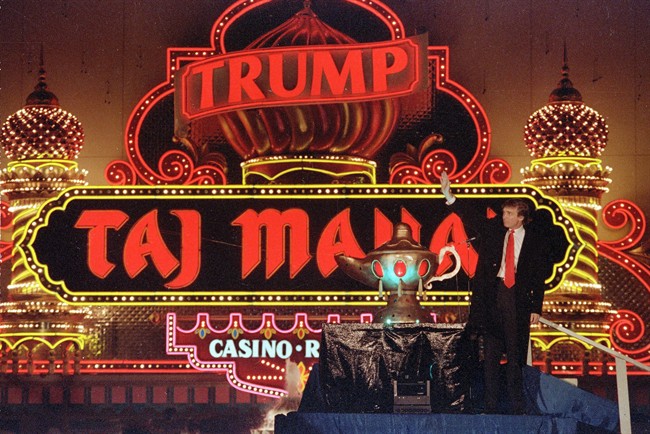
[441,172,549,414]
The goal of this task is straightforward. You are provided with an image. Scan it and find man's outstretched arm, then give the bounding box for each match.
[440,171,456,205]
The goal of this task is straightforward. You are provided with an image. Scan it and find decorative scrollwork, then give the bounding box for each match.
[158,150,195,184]
[190,164,228,186]
[105,160,137,186]
[389,134,460,185]
[106,148,227,186]
[600,199,646,249]
[597,202,650,360]
[389,132,508,186]
[420,149,458,181]
[479,158,512,184]
[158,150,228,185]
[610,309,649,362]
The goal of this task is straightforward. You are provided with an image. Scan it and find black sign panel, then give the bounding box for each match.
[21,185,577,305]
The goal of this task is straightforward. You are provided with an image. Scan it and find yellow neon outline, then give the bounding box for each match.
[245,167,377,184]
[7,159,79,172]
[530,333,611,352]
[18,183,580,305]
[568,207,599,225]
[580,243,598,257]
[0,334,86,350]
[574,223,598,241]
[9,269,33,283]
[242,158,377,184]
[529,157,603,168]
[32,300,473,307]
[12,207,43,226]
[569,268,599,284]
[576,255,599,272]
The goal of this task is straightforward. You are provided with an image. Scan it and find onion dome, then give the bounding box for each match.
[2,66,84,161]
[216,1,398,160]
[524,56,607,159]
[247,0,356,46]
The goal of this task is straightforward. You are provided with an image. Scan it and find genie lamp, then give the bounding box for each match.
[335,222,461,325]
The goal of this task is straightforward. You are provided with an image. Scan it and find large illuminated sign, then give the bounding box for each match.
[167,311,333,398]
[177,35,428,121]
[21,184,579,305]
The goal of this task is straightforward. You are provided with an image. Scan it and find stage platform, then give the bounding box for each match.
[275,363,619,434]
[276,323,620,434]
[275,412,579,434]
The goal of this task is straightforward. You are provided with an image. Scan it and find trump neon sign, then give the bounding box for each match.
[177,34,428,121]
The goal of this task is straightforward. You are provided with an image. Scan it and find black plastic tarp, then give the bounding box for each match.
[317,323,475,413]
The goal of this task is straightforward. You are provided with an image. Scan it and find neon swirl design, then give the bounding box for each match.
[609,310,649,362]
[600,199,645,249]
[104,159,136,186]
[157,150,227,185]
[597,199,650,361]
[598,200,649,293]
[480,158,512,184]
[390,145,457,185]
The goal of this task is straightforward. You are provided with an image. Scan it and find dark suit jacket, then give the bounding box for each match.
[449,201,551,361]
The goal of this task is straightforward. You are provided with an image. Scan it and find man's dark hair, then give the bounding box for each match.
[502,199,532,224]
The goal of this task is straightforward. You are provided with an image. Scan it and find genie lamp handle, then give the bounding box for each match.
[424,245,462,289]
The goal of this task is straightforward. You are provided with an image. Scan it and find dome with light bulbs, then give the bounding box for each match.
[524,63,608,159]
[1,67,84,161]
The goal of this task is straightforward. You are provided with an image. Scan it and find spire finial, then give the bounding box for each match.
[548,41,582,103]
[36,43,47,92]
[25,43,59,106]
[561,40,569,79]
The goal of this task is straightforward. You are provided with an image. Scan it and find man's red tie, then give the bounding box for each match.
[504,229,515,288]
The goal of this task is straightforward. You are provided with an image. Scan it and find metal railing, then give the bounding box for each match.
[538,317,650,434]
